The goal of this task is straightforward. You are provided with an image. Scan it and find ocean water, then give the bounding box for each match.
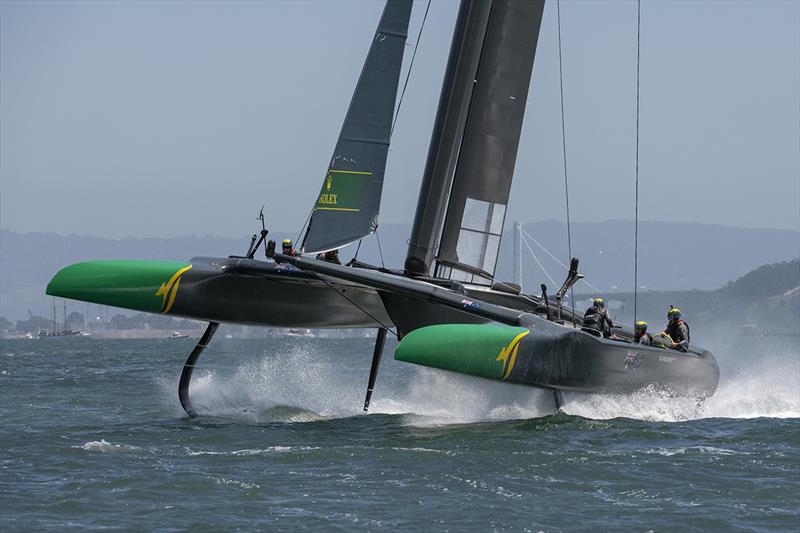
[1,335,798,531]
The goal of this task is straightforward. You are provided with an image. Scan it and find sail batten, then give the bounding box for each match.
[302,0,412,254]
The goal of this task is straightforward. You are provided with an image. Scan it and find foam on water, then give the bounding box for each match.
[76,440,140,453]
[165,339,799,424]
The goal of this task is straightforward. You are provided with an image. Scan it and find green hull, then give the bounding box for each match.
[395,324,530,381]
[47,260,193,314]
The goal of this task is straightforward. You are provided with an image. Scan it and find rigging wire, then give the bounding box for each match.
[556,0,576,317]
[520,235,559,288]
[521,228,602,293]
[295,207,314,251]
[391,0,432,136]
[351,239,363,263]
[375,228,386,268]
[307,269,398,338]
[633,0,641,326]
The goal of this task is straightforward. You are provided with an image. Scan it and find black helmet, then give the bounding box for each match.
[593,297,605,308]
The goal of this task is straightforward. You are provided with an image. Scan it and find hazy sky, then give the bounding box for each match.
[2,0,798,239]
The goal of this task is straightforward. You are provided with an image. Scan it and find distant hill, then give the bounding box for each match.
[592,259,800,336]
[1,220,798,320]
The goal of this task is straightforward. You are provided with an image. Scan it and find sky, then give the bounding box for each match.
[1,0,798,239]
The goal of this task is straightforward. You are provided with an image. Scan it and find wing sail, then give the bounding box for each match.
[435,0,545,283]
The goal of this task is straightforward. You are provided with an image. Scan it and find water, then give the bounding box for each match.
[2,336,798,531]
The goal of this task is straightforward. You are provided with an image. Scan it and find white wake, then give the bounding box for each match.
[161,339,799,424]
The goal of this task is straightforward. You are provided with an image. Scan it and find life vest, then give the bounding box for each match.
[583,305,602,328]
[667,319,690,344]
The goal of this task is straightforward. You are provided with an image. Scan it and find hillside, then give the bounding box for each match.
[594,259,800,336]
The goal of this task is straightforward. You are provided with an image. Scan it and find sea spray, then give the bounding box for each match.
[160,334,798,424]
[167,342,559,424]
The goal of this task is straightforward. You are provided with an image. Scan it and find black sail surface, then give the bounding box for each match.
[435,0,545,283]
[302,0,412,254]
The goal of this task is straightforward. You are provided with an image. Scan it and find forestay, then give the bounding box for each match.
[302,0,412,254]
[435,0,544,284]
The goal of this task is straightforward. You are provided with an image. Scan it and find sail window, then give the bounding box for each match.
[452,198,505,277]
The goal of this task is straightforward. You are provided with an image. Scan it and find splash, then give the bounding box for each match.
[162,337,798,424]
[372,369,555,425]
[162,342,554,424]
[562,349,799,422]
[162,343,363,422]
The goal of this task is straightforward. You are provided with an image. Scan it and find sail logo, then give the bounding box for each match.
[496,330,530,381]
[318,193,338,205]
[314,169,371,212]
[155,265,193,314]
[318,174,337,205]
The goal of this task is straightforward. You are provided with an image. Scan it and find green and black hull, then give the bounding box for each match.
[395,321,719,397]
[47,254,720,399]
[47,257,390,328]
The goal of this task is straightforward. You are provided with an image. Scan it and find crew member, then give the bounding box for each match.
[583,297,614,338]
[316,249,341,264]
[664,307,690,352]
[634,321,652,345]
[281,239,297,257]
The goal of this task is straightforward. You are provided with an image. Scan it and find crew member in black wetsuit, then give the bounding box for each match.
[664,307,690,352]
[583,298,614,338]
[634,321,652,345]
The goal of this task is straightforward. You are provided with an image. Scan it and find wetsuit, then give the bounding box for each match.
[583,305,614,338]
[664,320,690,352]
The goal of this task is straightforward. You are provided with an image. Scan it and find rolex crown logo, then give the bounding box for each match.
[326,175,333,192]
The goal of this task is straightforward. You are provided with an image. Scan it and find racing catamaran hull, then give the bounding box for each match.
[46,257,390,328]
[395,322,719,397]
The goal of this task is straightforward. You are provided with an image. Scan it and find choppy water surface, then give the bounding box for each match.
[2,336,798,531]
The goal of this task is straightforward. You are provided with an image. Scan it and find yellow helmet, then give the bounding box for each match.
[668,307,681,320]
[593,297,605,307]
[635,321,647,332]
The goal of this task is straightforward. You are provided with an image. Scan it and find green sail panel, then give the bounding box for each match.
[313,170,371,213]
[302,0,412,254]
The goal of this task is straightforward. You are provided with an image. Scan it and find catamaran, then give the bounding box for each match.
[46,0,719,417]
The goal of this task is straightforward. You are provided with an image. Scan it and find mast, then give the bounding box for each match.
[513,221,522,288]
[404,0,492,276]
